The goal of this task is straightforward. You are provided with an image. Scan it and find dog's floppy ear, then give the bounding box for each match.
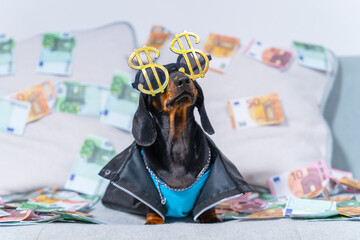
[132,93,157,146]
[194,81,215,135]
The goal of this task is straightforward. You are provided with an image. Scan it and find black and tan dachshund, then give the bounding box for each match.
[132,67,220,224]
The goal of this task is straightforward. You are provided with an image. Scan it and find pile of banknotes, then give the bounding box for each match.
[0,133,115,225]
[216,161,360,221]
[0,187,102,226]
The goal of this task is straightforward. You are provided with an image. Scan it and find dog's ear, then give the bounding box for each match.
[194,81,215,135]
[132,93,157,146]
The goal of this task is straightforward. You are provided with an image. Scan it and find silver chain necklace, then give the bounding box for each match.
[143,149,211,205]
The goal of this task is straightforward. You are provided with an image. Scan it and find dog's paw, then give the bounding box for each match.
[198,208,221,224]
[145,212,164,225]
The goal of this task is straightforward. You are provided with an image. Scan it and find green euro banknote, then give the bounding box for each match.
[336,200,360,208]
[64,135,116,195]
[284,197,338,218]
[57,212,104,224]
[293,41,330,71]
[0,35,14,76]
[55,81,109,116]
[0,97,31,135]
[100,71,139,132]
[306,215,360,222]
[37,33,75,76]
[17,202,63,213]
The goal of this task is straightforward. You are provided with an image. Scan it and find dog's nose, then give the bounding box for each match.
[174,76,191,89]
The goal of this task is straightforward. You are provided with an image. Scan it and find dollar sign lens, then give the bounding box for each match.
[128,46,169,96]
[169,31,210,80]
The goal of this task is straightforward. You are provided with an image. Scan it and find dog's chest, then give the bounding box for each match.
[157,166,197,189]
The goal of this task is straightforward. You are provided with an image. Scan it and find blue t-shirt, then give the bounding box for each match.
[149,168,211,218]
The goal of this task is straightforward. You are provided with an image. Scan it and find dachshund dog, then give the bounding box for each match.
[99,33,251,225]
[132,67,220,224]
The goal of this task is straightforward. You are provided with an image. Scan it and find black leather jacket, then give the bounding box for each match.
[99,135,252,221]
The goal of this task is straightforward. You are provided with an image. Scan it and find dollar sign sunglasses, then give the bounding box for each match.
[128,31,212,96]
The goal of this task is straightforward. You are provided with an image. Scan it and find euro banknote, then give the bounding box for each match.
[0,210,60,226]
[55,81,109,116]
[336,199,360,208]
[18,194,90,212]
[243,39,292,70]
[0,97,31,135]
[284,197,338,218]
[337,207,360,217]
[100,71,139,132]
[12,81,56,122]
[0,210,10,217]
[64,135,116,195]
[306,215,359,222]
[0,210,34,223]
[267,160,330,198]
[37,33,75,76]
[57,211,104,224]
[145,25,171,50]
[339,177,360,190]
[328,168,354,194]
[233,208,284,220]
[227,93,284,129]
[0,35,14,76]
[329,168,353,181]
[203,33,240,74]
[293,41,330,71]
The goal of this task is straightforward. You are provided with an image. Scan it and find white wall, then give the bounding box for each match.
[1,0,359,56]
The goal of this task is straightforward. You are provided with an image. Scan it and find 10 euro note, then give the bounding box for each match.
[227,93,284,129]
[267,160,330,198]
[64,135,116,195]
[243,39,292,70]
[203,33,240,74]
[0,97,31,135]
[100,71,139,132]
[12,81,56,122]
[0,35,15,76]
[37,33,75,76]
[55,81,109,116]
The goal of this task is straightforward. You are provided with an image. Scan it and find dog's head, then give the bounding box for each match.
[129,31,214,146]
[132,68,214,147]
